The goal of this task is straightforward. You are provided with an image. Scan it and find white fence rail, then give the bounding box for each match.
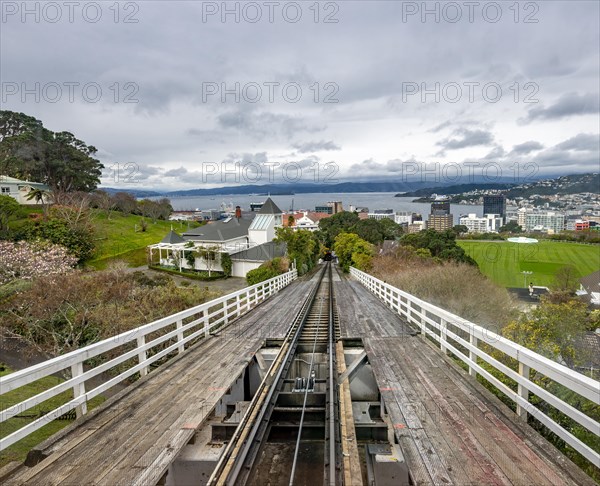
[0,270,297,451]
[350,267,600,465]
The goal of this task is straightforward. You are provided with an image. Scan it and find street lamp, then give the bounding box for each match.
[521,270,533,288]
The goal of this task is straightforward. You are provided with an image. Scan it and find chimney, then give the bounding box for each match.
[235,206,242,219]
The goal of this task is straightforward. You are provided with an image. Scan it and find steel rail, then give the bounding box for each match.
[288,265,329,485]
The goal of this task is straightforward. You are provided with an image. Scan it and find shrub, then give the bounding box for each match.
[245,258,289,285]
[20,216,95,263]
[246,266,280,285]
[221,252,232,277]
[0,240,77,286]
[371,255,515,330]
[0,267,218,356]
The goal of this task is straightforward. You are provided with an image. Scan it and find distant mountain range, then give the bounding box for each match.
[101,172,598,199]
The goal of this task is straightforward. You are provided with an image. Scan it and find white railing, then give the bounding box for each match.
[350,267,600,465]
[0,270,298,451]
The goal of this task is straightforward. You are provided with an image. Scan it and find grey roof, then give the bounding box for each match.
[160,230,185,244]
[580,270,600,293]
[230,242,287,262]
[258,198,282,215]
[574,332,600,370]
[182,218,252,242]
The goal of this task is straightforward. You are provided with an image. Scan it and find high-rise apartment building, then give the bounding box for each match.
[483,195,506,219]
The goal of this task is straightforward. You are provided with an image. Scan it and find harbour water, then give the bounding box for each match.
[167,192,484,225]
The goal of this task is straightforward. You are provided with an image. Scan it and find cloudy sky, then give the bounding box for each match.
[2,1,599,191]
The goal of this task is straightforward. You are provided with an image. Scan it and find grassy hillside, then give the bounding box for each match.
[89,211,196,269]
[6,207,196,269]
[458,240,600,288]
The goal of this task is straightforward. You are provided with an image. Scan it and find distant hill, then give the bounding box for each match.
[101,187,163,198]
[397,173,599,199]
[505,173,600,198]
[399,183,515,198]
[163,181,430,197]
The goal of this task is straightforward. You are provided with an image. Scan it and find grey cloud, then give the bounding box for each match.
[217,110,324,140]
[509,141,544,155]
[292,141,341,153]
[522,93,599,123]
[483,146,507,160]
[164,167,188,177]
[555,133,599,152]
[436,128,494,155]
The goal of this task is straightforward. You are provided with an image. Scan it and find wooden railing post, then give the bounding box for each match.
[203,311,210,338]
[137,336,148,376]
[70,362,87,418]
[223,300,229,325]
[176,319,184,354]
[469,331,478,378]
[440,318,448,355]
[517,362,531,419]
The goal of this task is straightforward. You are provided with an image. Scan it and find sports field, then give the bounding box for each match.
[458,240,600,288]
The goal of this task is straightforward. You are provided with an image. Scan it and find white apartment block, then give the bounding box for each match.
[459,213,503,233]
[524,212,565,234]
[394,211,414,225]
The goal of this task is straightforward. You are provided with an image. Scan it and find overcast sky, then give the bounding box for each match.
[2,0,599,190]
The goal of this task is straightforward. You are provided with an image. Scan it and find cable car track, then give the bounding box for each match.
[208,263,341,486]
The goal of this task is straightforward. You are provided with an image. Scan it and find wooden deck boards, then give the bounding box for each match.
[4,277,314,486]
[333,268,595,485]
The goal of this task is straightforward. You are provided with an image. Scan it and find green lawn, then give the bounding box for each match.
[0,364,105,467]
[458,240,600,288]
[89,211,197,269]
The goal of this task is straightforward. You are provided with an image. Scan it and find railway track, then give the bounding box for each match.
[208,263,341,486]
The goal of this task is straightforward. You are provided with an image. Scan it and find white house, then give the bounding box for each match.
[0,175,50,205]
[148,198,286,277]
[286,211,330,231]
[248,198,283,244]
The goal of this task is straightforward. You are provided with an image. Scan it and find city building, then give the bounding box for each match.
[517,208,533,228]
[315,201,343,214]
[524,211,565,234]
[504,207,520,223]
[427,214,453,231]
[566,218,590,231]
[459,213,503,233]
[431,200,450,214]
[0,175,50,205]
[394,211,414,225]
[407,221,426,233]
[483,195,506,220]
[428,200,453,231]
[367,209,395,220]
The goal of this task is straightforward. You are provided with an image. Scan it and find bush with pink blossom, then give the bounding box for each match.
[0,240,77,285]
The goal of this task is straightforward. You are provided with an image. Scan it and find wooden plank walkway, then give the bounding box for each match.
[334,269,595,486]
[332,269,414,338]
[3,276,315,486]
